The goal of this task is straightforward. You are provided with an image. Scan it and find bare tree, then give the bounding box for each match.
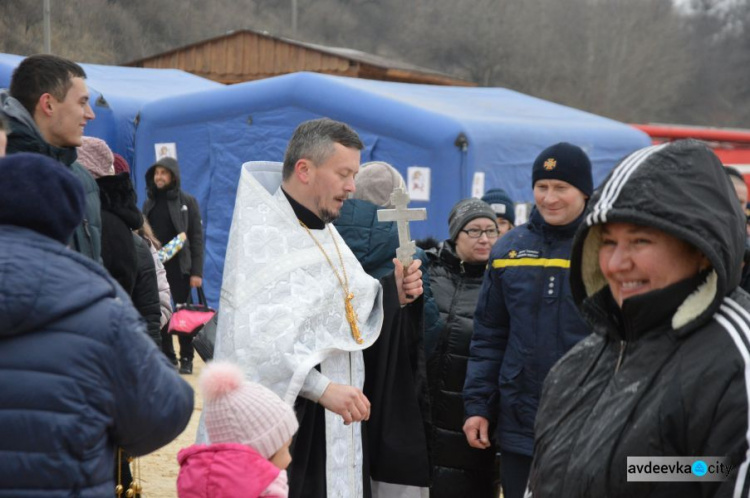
[2,0,750,127]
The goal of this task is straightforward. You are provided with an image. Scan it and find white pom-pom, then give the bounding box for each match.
[199,361,245,402]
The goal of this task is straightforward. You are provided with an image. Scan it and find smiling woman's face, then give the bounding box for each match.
[598,222,708,307]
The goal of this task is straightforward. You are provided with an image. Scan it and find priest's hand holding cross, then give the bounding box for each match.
[394,258,423,306]
[377,186,427,306]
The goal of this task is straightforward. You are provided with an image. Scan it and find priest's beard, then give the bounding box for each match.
[319,208,340,224]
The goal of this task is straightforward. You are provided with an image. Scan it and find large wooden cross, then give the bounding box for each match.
[377,187,427,269]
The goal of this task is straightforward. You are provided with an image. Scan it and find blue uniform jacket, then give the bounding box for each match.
[463,208,590,456]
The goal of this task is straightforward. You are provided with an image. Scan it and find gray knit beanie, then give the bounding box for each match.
[448,198,497,241]
[353,161,406,208]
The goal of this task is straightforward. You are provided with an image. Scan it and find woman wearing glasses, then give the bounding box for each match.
[463,143,593,498]
[423,198,500,498]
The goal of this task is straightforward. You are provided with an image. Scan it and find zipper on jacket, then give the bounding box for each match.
[459,260,466,274]
[83,218,91,238]
[614,340,626,373]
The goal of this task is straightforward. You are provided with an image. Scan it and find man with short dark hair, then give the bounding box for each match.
[210,118,430,498]
[0,54,101,260]
[143,156,204,375]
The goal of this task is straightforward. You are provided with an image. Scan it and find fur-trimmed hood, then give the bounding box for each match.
[97,172,143,230]
[570,139,745,335]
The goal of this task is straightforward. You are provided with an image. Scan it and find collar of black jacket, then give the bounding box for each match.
[529,205,586,240]
[6,119,78,167]
[153,184,179,201]
[282,187,324,229]
[436,239,488,277]
[583,270,709,343]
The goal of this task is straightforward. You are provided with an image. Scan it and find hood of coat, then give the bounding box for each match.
[178,443,279,495]
[0,226,119,338]
[570,139,745,334]
[97,173,143,230]
[333,198,400,277]
[145,156,181,198]
[0,90,78,167]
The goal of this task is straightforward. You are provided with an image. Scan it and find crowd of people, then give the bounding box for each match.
[1,52,749,498]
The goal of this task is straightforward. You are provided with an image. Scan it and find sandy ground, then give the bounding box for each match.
[137,338,206,498]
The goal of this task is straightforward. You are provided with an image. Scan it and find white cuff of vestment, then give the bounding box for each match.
[299,368,331,403]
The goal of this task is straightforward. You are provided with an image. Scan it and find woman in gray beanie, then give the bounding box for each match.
[424,197,499,498]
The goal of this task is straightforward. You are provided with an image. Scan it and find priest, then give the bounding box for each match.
[212,118,430,498]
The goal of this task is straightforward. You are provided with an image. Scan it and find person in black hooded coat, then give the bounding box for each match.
[98,173,161,346]
[97,173,142,295]
[528,140,750,498]
[143,156,204,374]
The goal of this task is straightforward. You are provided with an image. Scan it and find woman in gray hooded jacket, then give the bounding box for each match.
[527,140,750,497]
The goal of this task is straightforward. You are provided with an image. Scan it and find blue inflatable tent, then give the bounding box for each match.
[133,71,650,305]
[0,53,222,165]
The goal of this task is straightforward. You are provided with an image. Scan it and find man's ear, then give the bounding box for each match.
[295,158,313,184]
[37,93,55,118]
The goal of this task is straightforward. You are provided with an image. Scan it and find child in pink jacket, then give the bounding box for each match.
[177,362,298,497]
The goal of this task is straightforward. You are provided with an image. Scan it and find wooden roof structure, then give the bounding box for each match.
[125,28,475,87]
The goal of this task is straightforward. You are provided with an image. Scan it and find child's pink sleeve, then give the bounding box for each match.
[260,469,289,497]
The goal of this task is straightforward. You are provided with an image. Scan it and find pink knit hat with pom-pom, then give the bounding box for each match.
[76,136,114,178]
[200,361,298,458]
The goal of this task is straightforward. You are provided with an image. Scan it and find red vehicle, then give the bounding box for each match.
[632,123,750,188]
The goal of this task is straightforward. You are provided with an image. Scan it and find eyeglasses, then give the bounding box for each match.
[461,228,500,239]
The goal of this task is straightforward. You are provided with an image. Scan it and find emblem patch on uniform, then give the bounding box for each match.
[543,158,557,171]
[508,250,518,258]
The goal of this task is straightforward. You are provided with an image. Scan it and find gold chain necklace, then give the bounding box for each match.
[299,221,363,344]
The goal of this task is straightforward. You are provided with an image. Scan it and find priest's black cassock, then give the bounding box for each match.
[284,191,430,498]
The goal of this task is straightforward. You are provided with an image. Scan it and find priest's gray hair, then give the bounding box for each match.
[282,117,364,180]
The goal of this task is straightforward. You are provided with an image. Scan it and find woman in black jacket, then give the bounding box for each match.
[528,140,750,497]
[425,198,499,498]
[97,173,160,345]
[97,173,141,294]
